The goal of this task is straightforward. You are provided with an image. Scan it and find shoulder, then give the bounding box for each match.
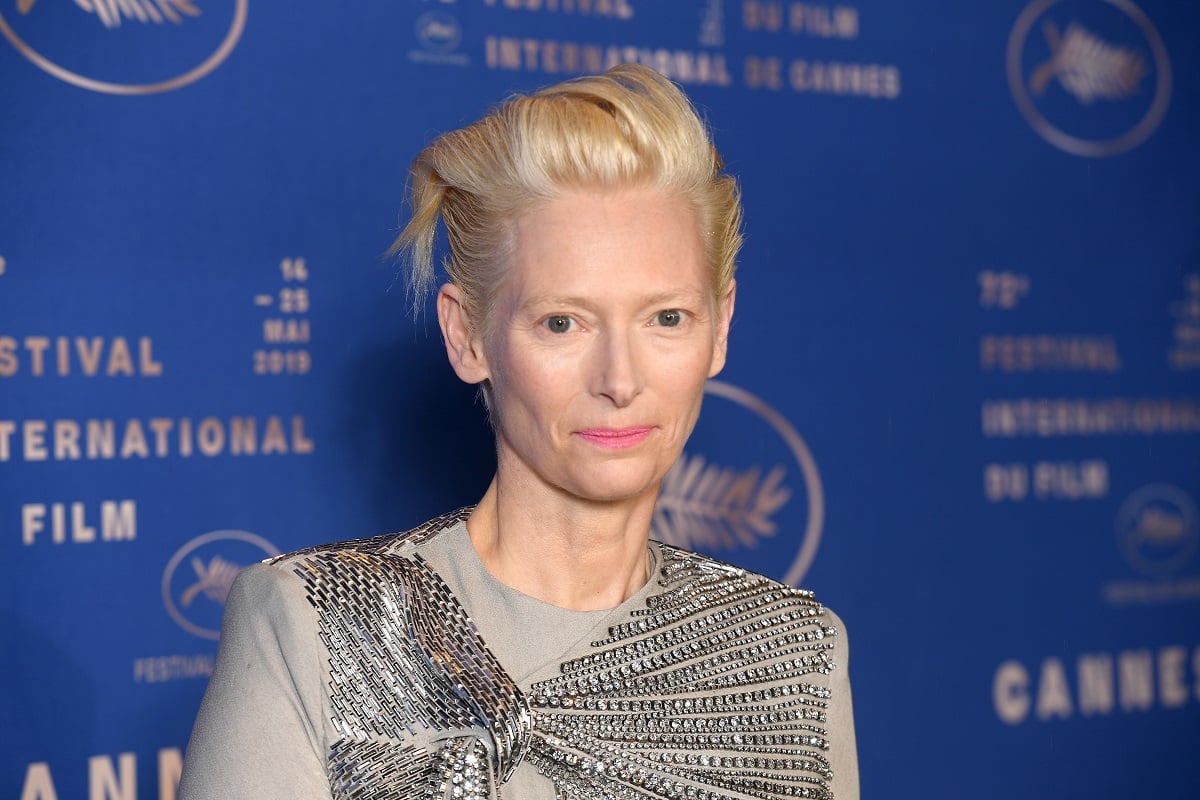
[222,509,471,625]
[652,541,849,648]
[266,507,471,570]
[237,509,473,630]
[654,540,826,604]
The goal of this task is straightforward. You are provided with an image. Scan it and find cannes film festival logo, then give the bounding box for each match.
[162,529,279,639]
[652,379,824,587]
[1007,0,1171,157]
[1116,485,1198,578]
[0,0,246,94]
[416,10,460,52]
[409,8,467,66]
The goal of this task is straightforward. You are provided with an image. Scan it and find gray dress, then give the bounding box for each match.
[178,510,859,799]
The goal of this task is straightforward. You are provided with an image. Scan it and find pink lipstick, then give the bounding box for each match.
[575,426,654,450]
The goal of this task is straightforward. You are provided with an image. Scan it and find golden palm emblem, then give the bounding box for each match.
[1030,20,1147,104]
[17,0,199,27]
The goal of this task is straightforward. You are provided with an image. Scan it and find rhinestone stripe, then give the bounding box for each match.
[525,543,838,800]
[426,738,491,800]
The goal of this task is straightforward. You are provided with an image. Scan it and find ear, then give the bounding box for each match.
[707,279,736,378]
[437,283,490,384]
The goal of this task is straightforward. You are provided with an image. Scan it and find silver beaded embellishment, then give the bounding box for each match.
[278,511,840,800]
[526,545,837,800]
[429,738,491,800]
[281,510,528,800]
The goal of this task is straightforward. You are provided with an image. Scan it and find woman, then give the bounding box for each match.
[179,64,858,799]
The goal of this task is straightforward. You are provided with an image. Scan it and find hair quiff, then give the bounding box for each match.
[392,64,743,324]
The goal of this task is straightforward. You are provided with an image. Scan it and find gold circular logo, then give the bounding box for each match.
[1115,484,1198,578]
[1007,0,1171,157]
[0,0,247,95]
[653,379,825,587]
[162,529,279,640]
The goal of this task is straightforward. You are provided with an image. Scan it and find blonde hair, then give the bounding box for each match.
[392,64,742,324]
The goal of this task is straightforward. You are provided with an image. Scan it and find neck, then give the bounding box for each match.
[466,476,658,611]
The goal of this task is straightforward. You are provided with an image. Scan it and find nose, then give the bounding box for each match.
[591,328,645,408]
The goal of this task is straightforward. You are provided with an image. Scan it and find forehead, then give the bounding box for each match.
[503,186,709,304]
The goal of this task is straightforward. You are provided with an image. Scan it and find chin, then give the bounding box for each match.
[562,467,665,505]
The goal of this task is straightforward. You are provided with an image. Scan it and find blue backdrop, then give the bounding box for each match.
[2,1,1198,798]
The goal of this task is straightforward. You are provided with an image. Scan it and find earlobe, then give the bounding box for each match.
[708,280,736,377]
[436,283,490,385]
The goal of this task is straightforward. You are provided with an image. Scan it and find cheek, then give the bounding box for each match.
[659,359,710,417]
[660,341,715,384]
[490,345,572,424]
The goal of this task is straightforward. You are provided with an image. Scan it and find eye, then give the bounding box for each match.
[655,309,685,328]
[544,315,575,334]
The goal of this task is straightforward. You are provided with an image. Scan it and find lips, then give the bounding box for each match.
[574,426,655,450]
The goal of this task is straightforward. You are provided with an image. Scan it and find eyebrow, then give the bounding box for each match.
[520,290,711,311]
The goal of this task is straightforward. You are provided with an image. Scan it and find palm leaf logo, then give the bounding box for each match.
[17,0,200,27]
[1030,20,1147,104]
[180,554,241,607]
[652,452,792,550]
